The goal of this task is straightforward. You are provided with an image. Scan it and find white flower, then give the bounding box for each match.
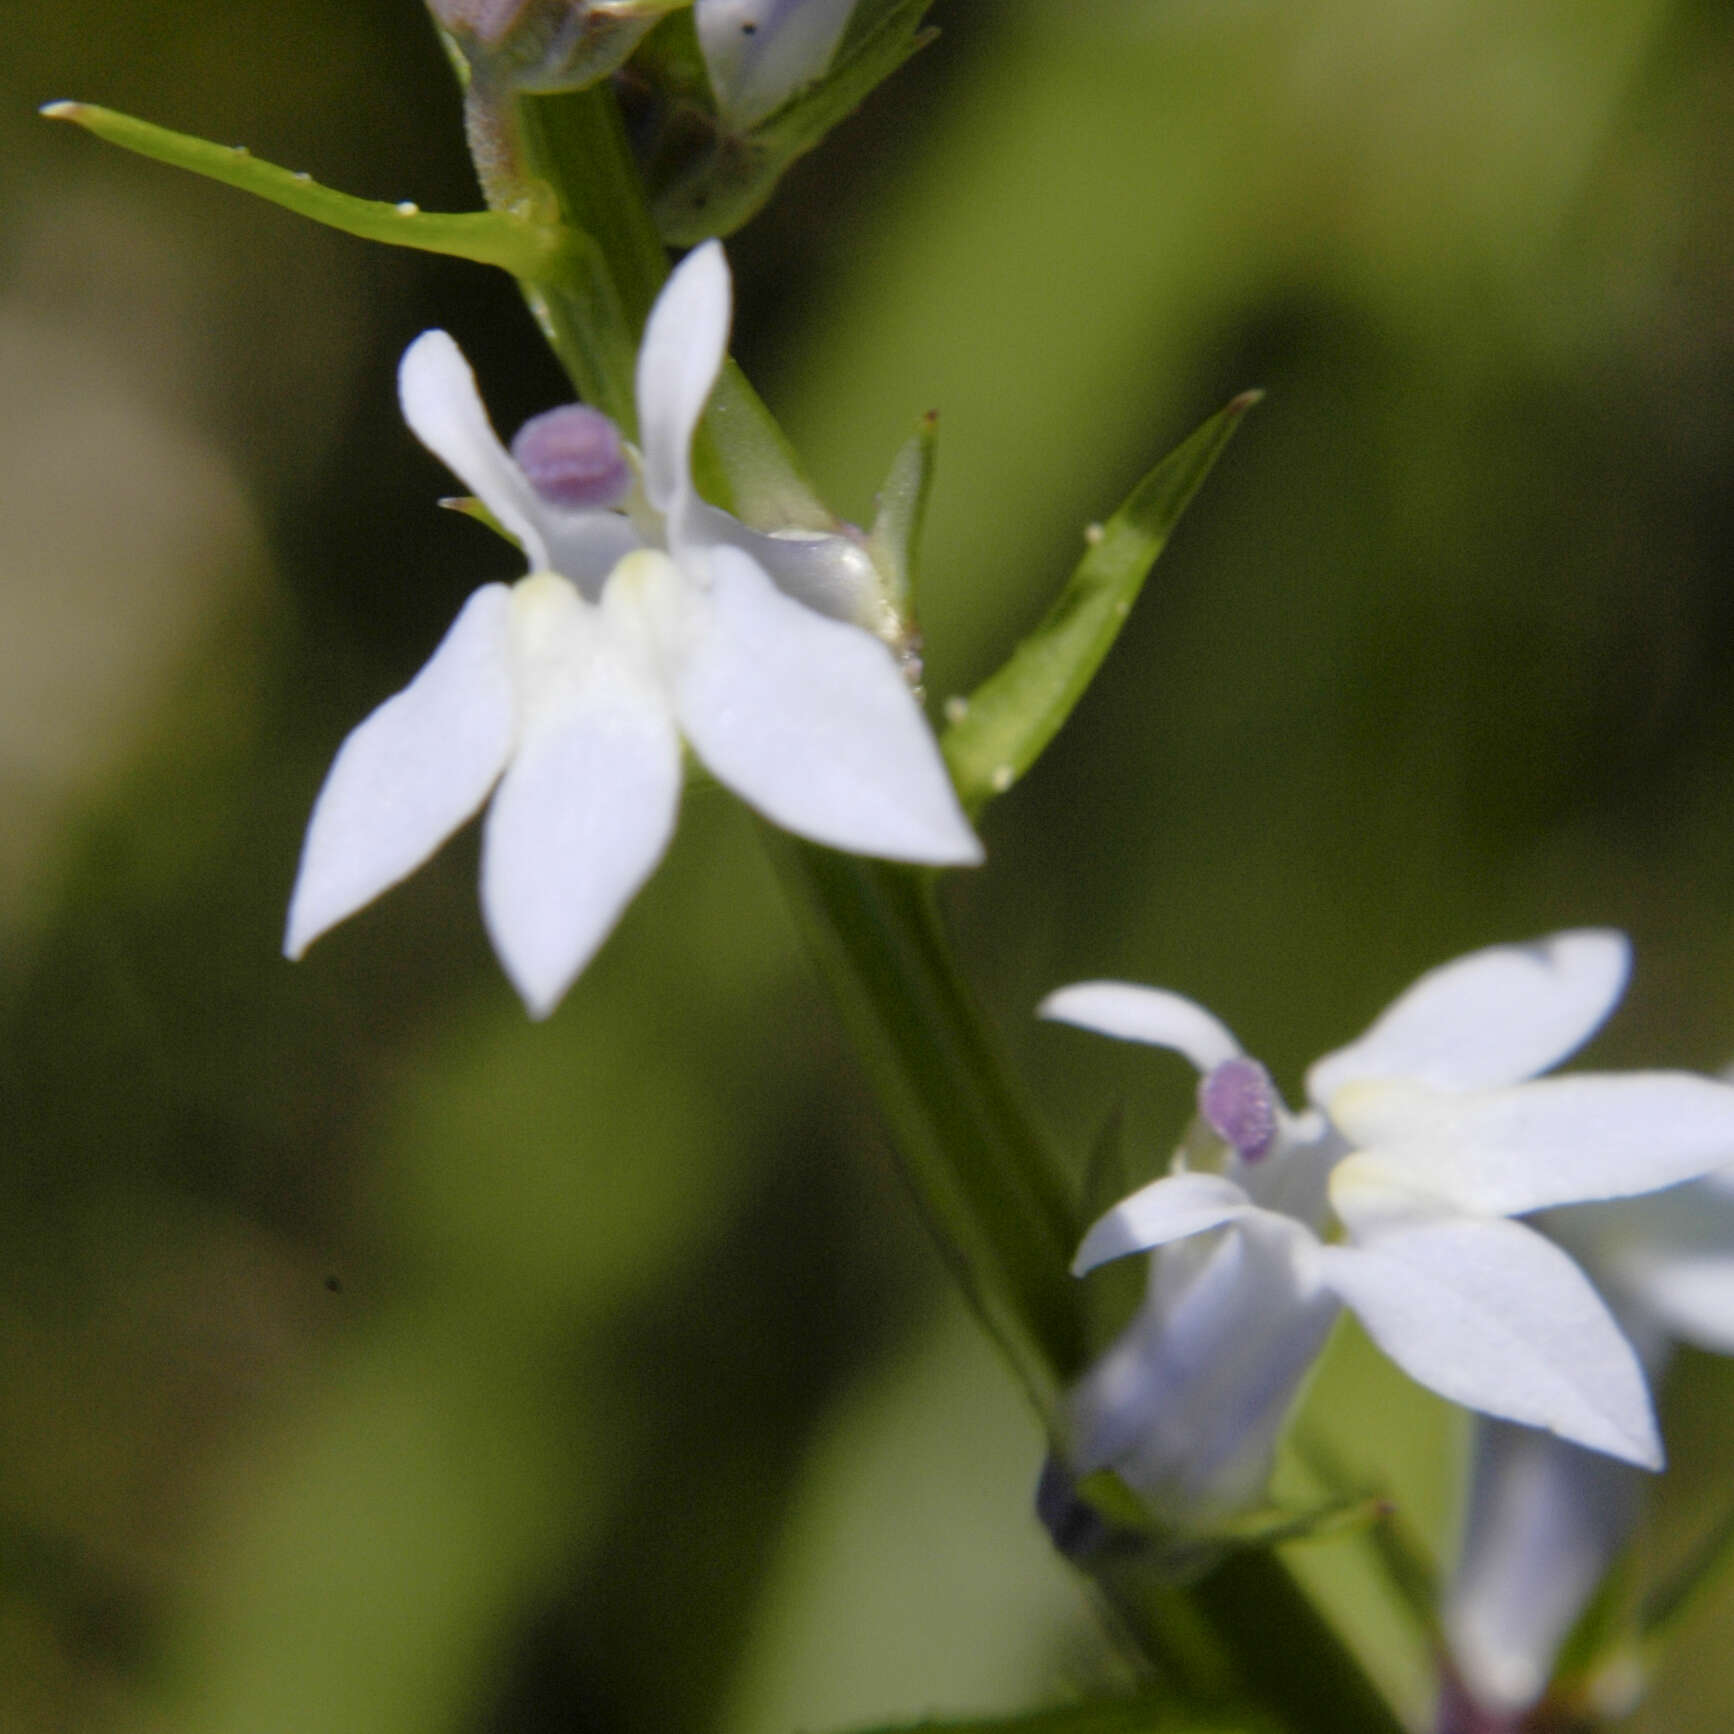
[1041,931,1734,1522]
[1443,1167,1734,1716]
[695,0,859,130]
[285,240,980,1016]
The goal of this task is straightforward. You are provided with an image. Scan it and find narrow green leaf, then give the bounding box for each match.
[1639,1487,1734,1647]
[942,393,1261,815]
[868,410,940,616]
[40,101,576,280]
[704,362,838,532]
[1287,1427,1441,1639]
[841,1697,1275,1734]
[651,0,938,244]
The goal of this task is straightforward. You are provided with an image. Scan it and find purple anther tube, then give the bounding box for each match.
[512,404,632,510]
[1198,1056,1279,1163]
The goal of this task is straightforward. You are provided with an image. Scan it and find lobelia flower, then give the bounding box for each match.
[1040,930,1734,1527]
[695,0,861,131]
[285,240,980,1017]
[1441,1164,1734,1722]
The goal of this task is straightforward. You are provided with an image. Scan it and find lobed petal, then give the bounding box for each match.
[1073,1172,1257,1274]
[1318,1215,1662,1466]
[1039,982,1241,1073]
[399,331,551,570]
[665,545,981,864]
[696,0,859,130]
[1306,929,1630,1105]
[688,497,883,624]
[480,583,682,1018]
[1552,1172,1734,1355]
[540,509,646,597]
[1330,1072,1734,1216]
[636,240,731,548]
[1444,1417,1643,1715]
[285,585,516,961]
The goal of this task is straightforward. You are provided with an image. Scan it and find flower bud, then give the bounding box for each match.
[696,0,860,131]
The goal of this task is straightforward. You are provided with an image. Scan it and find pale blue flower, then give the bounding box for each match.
[286,241,978,1016]
[1044,932,1734,1523]
[1444,1168,1734,1715]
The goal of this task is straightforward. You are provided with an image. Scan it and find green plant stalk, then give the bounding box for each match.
[474,72,1406,1734]
[506,89,647,429]
[766,840,1086,1416]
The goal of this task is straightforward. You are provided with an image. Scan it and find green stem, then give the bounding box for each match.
[1191,1553,1408,1734]
[518,85,670,336]
[466,70,1406,1734]
[767,841,1086,1416]
[504,88,650,427]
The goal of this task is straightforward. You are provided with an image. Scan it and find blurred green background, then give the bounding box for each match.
[5,1,1734,1729]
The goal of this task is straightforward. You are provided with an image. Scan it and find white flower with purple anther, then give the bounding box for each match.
[696,0,860,130]
[1442,1167,1734,1720]
[285,240,979,1017]
[1041,931,1734,1525]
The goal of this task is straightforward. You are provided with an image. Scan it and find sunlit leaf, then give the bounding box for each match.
[941,393,1259,815]
[40,101,577,279]
[868,410,939,618]
[1287,1427,1440,1638]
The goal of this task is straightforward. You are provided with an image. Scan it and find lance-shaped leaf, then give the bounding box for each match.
[942,392,1260,815]
[650,0,938,245]
[40,102,578,280]
[866,409,938,619]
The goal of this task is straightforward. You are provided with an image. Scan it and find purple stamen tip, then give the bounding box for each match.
[512,405,631,510]
[1198,1057,1279,1163]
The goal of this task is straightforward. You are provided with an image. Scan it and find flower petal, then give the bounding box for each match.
[1444,1417,1643,1714]
[696,0,859,130]
[1330,1073,1734,1216]
[1068,1212,1338,1523]
[541,509,646,597]
[636,240,730,544]
[1306,929,1631,1105]
[1550,1173,1734,1355]
[479,587,682,1019]
[1318,1215,1662,1466]
[688,497,883,624]
[1038,983,1241,1073]
[664,545,981,864]
[1073,1173,1257,1274]
[285,585,515,960]
[399,331,550,570]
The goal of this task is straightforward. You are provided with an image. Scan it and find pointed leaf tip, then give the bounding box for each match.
[941,390,1258,813]
[40,101,571,279]
[868,409,940,616]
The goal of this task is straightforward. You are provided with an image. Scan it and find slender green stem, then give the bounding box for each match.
[767,840,1086,1416]
[506,89,645,429]
[470,70,1407,1734]
[519,87,670,333]
[1191,1553,1408,1734]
